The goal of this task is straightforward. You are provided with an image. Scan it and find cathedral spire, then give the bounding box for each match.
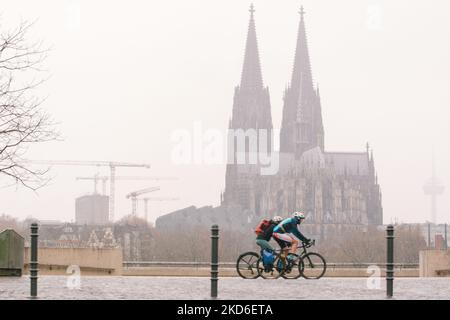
[280,6,324,156]
[240,4,263,91]
[224,4,273,210]
[291,6,314,97]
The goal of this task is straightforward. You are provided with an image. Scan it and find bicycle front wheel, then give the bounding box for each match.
[236,252,260,279]
[301,252,327,279]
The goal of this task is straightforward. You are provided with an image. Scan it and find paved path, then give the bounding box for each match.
[1,276,449,300]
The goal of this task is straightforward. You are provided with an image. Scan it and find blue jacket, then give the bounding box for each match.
[273,217,308,242]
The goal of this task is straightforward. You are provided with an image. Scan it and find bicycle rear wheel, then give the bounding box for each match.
[301,252,327,279]
[281,254,303,279]
[236,252,260,279]
[257,255,285,279]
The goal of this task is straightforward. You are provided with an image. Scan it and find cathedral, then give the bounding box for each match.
[156,6,383,239]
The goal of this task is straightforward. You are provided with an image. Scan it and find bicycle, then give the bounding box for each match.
[236,240,326,280]
[236,249,287,279]
[297,240,327,279]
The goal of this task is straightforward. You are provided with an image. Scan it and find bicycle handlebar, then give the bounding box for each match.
[302,239,315,248]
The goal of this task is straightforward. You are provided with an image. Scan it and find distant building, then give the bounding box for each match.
[394,222,449,248]
[36,222,153,261]
[75,194,109,225]
[156,6,383,238]
[417,223,449,248]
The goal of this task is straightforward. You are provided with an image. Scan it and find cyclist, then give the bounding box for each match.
[255,215,284,252]
[272,212,311,260]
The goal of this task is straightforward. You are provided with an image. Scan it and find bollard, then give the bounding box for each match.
[30,223,39,299]
[210,225,219,299]
[386,224,394,298]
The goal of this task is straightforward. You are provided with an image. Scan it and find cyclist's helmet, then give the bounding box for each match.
[272,216,283,223]
[292,212,306,223]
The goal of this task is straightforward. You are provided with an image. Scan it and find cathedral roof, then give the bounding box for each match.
[300,146,326,168]
[325,152,369,175]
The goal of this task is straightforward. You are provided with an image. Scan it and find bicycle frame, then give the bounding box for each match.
[297,239,315,257]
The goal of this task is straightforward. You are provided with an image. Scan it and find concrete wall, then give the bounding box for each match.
[23,247,123,276]
[420,250,450,277]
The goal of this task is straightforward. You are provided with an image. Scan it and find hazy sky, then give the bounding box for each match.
[1,0,450,224]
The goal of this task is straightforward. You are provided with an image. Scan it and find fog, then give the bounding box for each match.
[1,0,449,224]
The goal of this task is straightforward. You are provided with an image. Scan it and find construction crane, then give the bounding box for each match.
[76,175,178,195]
[76,174,109,195]
[23,160,151,222]
[138,197,179,221]
[126,187,160,216]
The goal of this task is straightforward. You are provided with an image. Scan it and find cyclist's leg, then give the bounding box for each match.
[256,239,274,252]
[274,233,297,255]
[273,233,292,256]
[273,236,290,257]
[288,233,299,254]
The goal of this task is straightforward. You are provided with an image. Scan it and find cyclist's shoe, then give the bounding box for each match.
[285,265,292,273]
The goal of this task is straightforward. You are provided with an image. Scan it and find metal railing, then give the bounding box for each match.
[123,261,419,269]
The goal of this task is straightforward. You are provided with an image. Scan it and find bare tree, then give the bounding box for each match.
[337,227,385,263]
[0,20,58,190]
[0,213,21,232]
[316,225,427,264]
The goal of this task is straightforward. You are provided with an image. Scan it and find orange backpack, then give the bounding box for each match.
[255,219,271,235]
